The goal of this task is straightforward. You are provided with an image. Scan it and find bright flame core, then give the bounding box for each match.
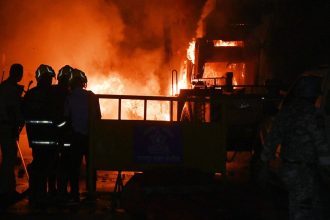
[203,63,246,86]
[88,73,172,121]
[185,39,246,87]
[213,40,244,47]
[187,40,196,64]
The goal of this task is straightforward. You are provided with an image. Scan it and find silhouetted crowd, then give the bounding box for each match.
[0,63,100,209]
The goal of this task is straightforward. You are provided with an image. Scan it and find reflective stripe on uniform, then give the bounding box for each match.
[57,121,66,127]
[26,120,53,124]
[31,141,58,145]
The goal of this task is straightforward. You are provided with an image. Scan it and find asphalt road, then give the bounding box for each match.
[0,152,294,220]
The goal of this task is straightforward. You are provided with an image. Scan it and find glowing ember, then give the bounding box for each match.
[213,40,244,47]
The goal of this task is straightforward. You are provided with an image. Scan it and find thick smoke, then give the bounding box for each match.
[0,0,206,95]
[196,0,216,37]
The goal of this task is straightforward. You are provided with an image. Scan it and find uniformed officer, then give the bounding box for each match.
[260,74,329,220]
[53,65,74,202]
[63,68,101,204]
[23,64,59,206]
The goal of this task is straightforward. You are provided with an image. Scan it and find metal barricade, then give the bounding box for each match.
[87,94,226,193]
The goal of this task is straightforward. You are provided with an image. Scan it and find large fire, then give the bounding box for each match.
[98,36,247,120]
[88,37,199,120]
[184,39,246,87]
[206,40,245,86]
[1,0,240,122]
[203,63,246,86]
[0,0,210,122]
[88,73,172,121]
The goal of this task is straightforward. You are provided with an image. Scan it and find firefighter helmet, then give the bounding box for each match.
[69,68,87,88]
[35,64,55,82]
[57,65,73,84]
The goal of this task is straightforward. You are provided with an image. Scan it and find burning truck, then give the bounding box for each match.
[178,37,265,152]
[176,0,281,152]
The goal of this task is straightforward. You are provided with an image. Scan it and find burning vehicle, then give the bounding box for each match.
[176,1,282,153]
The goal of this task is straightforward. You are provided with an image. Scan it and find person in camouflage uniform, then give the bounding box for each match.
[260,75,330,220]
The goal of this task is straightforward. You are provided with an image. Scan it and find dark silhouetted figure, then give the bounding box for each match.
[63,68,100,204]
[53,65,74,202]
[260,74,329,220]
[23,64,58,207]
[225,72,233,92]
[0,64,24,206]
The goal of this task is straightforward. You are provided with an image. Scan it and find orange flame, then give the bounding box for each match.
[203,63,246,86]
[184,39,246,87]
[187,40,196,64]
[88,74,171,121]
[213,40,244,47]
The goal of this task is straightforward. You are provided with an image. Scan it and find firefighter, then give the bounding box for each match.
[63,68,100,204]
[259,74,330,220]
[53,65,74,201]
[0,64,24,206]
[23,64,59,206]
[53,65,73,118]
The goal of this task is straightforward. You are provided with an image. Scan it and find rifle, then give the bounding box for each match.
[22,80,33,95]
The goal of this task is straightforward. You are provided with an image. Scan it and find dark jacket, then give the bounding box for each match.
[0,79,24,138]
